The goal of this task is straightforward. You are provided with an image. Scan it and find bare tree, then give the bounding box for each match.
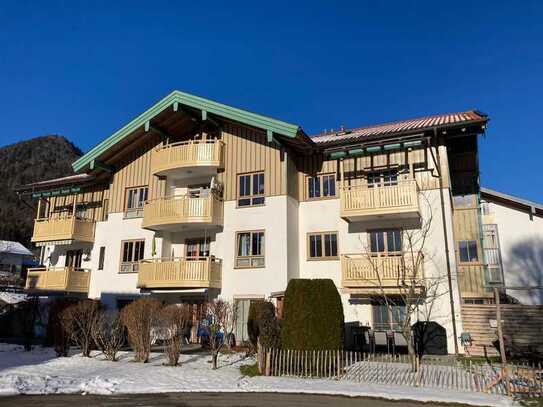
[120,297,161,362]
[60,299,101,357]
[202,299,234,369]
[359,193,448,369]
[159,304,191,366]
[93,310,125,361]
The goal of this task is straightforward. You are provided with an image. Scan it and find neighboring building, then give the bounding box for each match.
[480,188,543,305]
[16,90,540,354]
[0,240,34,282]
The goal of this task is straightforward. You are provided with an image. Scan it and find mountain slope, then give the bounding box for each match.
[0,135,83,246]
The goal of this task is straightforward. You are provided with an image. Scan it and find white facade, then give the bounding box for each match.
[482,195,543,305]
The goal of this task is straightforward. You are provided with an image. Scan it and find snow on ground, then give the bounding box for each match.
[0,343,512,406]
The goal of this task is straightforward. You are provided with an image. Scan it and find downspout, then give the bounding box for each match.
[432,129,460,355]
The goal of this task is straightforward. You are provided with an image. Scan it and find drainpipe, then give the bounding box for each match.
[433,130,460,355]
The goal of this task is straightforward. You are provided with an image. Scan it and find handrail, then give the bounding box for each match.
[339,179,418,191]
[144,192,222,204]
[28,266,91,273]
[156,139,224,150]
[35,214,95,223]
[140,256,221,263]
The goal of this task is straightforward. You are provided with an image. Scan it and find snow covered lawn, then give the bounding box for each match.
[0,344,512,406]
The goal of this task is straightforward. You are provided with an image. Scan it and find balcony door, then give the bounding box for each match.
[65,249,83,269]
[367,169,398,188]
[185,238,210,260]
[369,229,402,256]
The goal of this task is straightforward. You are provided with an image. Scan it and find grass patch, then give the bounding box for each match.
[240,363,261,377]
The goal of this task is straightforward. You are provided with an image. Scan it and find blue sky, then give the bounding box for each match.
[1,1,542,201]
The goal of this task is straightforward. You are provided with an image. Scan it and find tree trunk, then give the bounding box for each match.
[212,351,218,369]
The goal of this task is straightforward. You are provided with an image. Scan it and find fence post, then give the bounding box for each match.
[265,349,271,376]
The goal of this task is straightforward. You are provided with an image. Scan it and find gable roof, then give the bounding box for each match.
[311,110,488,145]
[481,187,543,216]
[72,90,304,172]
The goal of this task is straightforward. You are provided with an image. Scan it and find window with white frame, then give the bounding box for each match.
[367,169,398,188]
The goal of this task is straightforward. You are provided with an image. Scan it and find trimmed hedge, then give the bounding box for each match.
[247,300,280,349]
[281,279,344,350]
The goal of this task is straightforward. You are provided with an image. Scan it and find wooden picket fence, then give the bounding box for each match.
[259,347,543,397]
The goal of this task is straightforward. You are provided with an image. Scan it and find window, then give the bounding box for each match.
[307,174,336,199]
[369,229,402,254]
[120,239,145,273]
[372,302,406,331]
[235,231,265,268]
[65,250,83,269]
[185,238,210,259]
[98,247,106,270]
[367,170,398,188]
[308,232,338,259]
[125,186,148,218]
[458,240,478,262]
[238,172,265,207]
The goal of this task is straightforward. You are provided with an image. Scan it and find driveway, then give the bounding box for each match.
[0,392,472,406]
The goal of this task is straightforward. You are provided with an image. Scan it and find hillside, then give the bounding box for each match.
[0,135,83,246]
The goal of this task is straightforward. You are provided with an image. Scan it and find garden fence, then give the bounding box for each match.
[259,347,543,397]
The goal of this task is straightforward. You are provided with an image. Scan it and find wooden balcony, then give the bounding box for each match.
[340,180,420,222]
[25,267,91,293]
[137,257,222,289]
[341,253,424,294]
[142,194,223,231]
[31,216,95,244]
[457,264,493,298]
[151,140,224,179]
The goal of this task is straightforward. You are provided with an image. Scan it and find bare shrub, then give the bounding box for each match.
[202,299,234,369]
[47,299,76,356]
[60,299,101,357]
[93,310,125,361]
[159,304,191,366]
[120,298,161,362]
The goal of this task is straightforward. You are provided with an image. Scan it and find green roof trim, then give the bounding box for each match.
[72,90,302,172]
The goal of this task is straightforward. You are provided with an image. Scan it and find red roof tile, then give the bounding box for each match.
[311,110,487,145]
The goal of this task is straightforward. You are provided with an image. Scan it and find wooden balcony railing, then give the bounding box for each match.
[457,264,493,298]
[142,194,223,230]
[340,180,420,221]
[341,252,424,293]
[31,216,95,243]
[25,267,91,293]
[137,257,222,289]
[151,140,224,176]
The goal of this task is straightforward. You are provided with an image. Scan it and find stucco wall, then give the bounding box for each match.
[485,201,543,305]
[297,189,463,354]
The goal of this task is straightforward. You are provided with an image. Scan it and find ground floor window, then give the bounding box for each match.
[372,301,406,332]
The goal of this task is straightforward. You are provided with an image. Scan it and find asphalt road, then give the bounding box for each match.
[0,392,472,407]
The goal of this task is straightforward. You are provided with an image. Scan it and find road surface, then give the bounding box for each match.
[0,392,472,406]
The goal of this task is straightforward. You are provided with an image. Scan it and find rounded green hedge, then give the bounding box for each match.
[280,279,344,350]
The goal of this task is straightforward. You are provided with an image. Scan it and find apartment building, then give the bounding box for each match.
[18,90,540,354]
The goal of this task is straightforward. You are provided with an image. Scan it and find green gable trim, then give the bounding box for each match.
[73,90,302,172]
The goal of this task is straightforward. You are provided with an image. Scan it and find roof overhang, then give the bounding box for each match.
[481,187,543,218]
[72,90,308,173]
